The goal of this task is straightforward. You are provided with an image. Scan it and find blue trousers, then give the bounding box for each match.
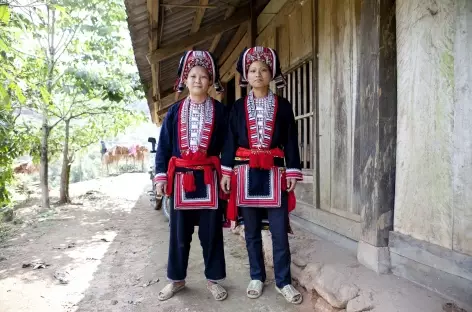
[167,197,226,282]
[240,198,291,288]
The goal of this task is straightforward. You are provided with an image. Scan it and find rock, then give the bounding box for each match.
[141,278,159,287]
[299,263,323,289]
[1,208,14,222]
[291,263,303,281]
[314,297,345,312]
[293,257,308,268]
[54,270,70,284]
[22,261,50,270]
[111,300,118,305]
[262,231,273,268]
[346,292,374,312]
[300,263,359,309]
[442,303,468,312]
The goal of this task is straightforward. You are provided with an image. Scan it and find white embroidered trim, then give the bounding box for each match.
[286,168,303,181]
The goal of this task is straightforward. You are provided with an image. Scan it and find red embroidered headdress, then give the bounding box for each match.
[236,46,286,89]
[174,50,224,93]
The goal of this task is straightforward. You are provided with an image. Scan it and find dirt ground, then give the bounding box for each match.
[0,173,312,312]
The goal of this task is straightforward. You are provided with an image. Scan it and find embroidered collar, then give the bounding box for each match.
[245,90,278,149]
[178,96,215,156]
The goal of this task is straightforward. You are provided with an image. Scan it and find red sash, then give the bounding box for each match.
[165,152,223,197]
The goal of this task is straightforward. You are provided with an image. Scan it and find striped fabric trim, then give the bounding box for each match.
[153,173,167,184]
[286,168,303,181]
[221,165,233,177]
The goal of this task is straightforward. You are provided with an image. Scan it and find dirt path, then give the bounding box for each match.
[0,173,310,312]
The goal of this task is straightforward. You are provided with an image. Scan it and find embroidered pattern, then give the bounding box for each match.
[242,47,276,81]
[180,51,215,85]
[245,90,277,149]
[179,97,214,155]
[236,164,282,208]
[174,171,218,210]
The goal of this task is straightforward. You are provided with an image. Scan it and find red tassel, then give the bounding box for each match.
[260,154,274,170]
[249,154,259,168]
[227,174,238,221]
[281,172,288,191]
[183,172,196,192]
[288,191,296,212]
[204,167,213,185]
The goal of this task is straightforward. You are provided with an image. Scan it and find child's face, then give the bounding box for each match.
[186,66,211,96]
[247,61,271,89]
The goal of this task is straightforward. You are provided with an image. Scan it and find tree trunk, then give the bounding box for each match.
[39,6,56,209]
[59,119,71,204]
[40,121,50,209]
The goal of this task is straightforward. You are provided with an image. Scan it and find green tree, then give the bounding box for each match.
[5,0,138,208]
[50,67,144,203]
[0,3,40,207]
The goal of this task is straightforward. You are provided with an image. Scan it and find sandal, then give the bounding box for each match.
[207,283,228,301]
[275,284,303,304]
[158,282,185,301]
[246,280,264,299]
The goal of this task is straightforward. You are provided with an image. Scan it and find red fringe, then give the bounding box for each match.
[183,172,196,192]
[260,154,274,170]
[249,153,274,170]
[227,173,238,221]
[282,171,296,212]
[249,154,260,168]
[204,167,213,185]
[288,191,296,212]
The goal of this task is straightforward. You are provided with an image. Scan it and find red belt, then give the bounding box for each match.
[236,147,285,170]
[166,155,222,196]
[226,147,296,221]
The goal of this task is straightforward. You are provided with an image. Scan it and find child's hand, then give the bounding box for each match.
[220,176,231,194]
[287,178,297,192]
[155,182,167,196]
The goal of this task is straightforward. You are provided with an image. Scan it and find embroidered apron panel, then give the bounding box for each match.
[174,170,218,210]
[236,164,281,208]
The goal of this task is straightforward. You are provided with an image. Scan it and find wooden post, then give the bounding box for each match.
[249,1,257,47]
[311,0,320,209]
[235,72,242,100]
[356,0,397,273]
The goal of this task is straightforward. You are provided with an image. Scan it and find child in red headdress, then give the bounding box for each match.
[154,50,228,301]
[220,46,303,304]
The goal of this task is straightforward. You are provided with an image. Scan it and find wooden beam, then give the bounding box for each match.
[190,0,208,34]
[209,6,236,52]
[219,33,248,77]
[158,89,188,115]
[218,23,248,65]
[248,0,257,46]
[160,4,231,9]
[257,0,289,34]
[185,0,208,52]
[148,0,161,112]
[148,5,250,64]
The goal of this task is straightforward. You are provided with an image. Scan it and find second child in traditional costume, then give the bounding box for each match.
[154,50,228,301]
[220,46,303,304]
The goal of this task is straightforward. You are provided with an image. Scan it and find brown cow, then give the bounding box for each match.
[13,162,39,175]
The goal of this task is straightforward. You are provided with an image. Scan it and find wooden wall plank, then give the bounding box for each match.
[331,0,353,215]
[276,24,290,70]
[297,67,303,164]
[318,0,333,212]
[303,63,309,168]
[301,0,313,58]
[288,7,303,66]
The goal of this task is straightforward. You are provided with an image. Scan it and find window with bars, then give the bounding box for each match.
[278,61,314,171]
